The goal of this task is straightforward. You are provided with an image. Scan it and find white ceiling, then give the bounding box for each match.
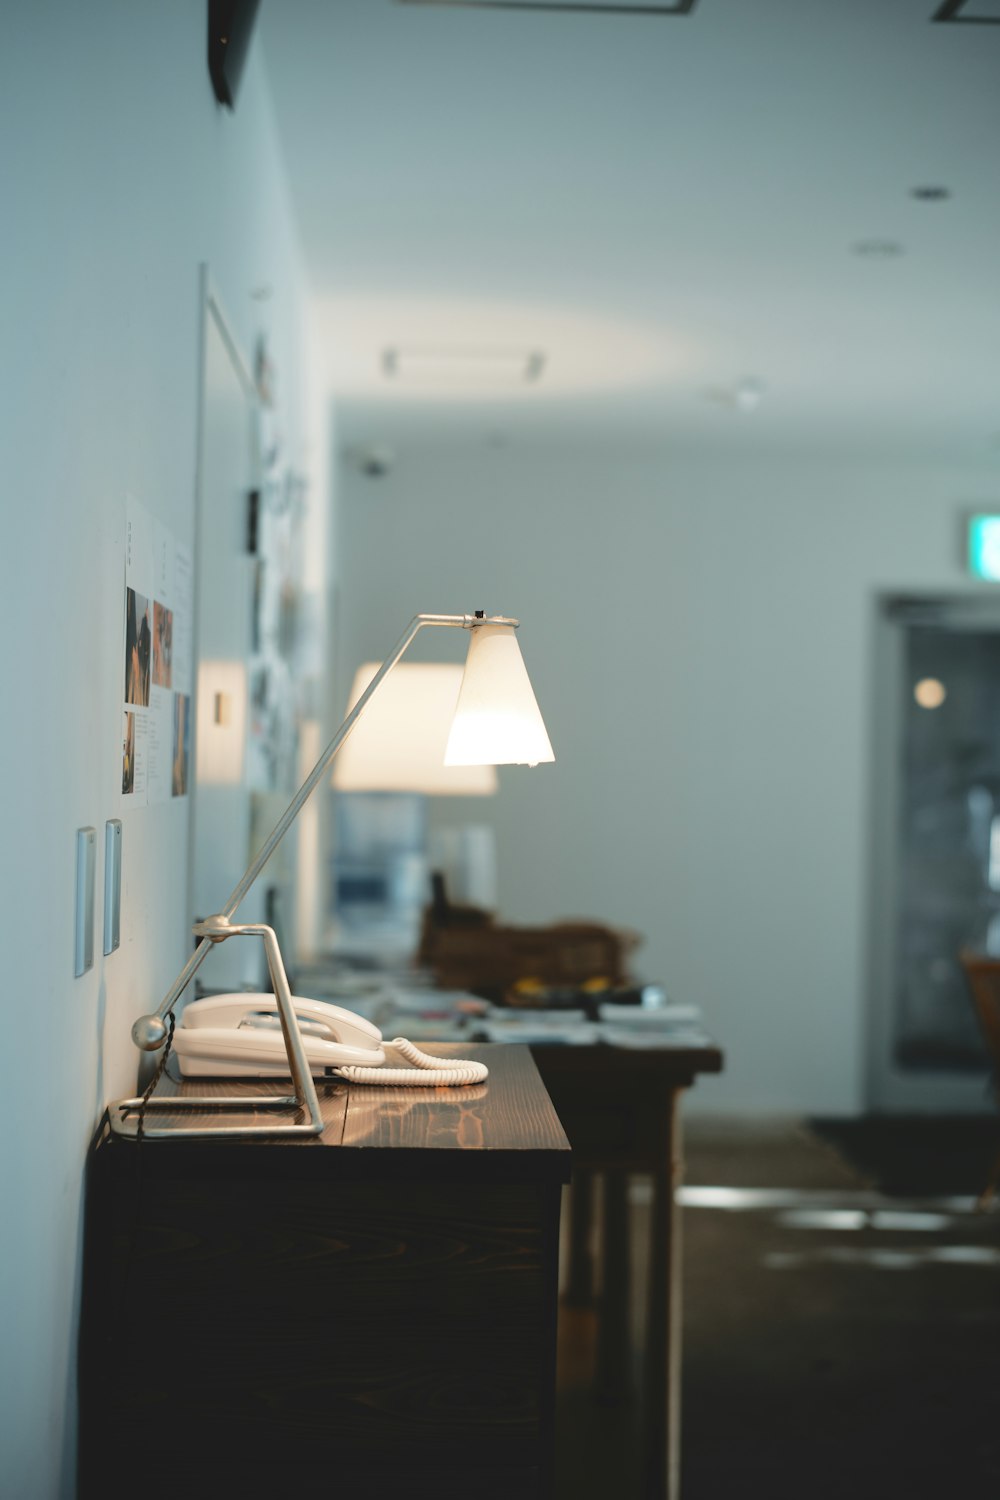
[259,0,1000,455]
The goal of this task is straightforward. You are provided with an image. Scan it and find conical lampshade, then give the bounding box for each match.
[444,623,555,767]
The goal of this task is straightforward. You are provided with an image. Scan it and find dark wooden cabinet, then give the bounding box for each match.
[79,1044,570,1500]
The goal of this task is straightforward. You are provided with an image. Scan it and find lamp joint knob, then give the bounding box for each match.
[132,1013,169,1051]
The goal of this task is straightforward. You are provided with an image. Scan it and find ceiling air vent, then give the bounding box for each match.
[399,1,696,16]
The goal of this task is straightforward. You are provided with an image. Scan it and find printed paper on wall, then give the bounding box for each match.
[122,499,192,805]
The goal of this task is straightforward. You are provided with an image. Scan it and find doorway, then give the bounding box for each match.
[190,276,263,990]
[868,595,1000,1112]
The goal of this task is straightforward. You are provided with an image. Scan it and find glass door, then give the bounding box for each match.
[868,596,1000,1112]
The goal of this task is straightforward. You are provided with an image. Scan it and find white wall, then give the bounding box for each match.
[334,443,1000,1117]
[0,6,316,1494]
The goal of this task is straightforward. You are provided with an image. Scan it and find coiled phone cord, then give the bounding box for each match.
[334,1036,488,1087]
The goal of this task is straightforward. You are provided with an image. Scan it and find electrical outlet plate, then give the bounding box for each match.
[75,827,96,976]
[104,819,122,955]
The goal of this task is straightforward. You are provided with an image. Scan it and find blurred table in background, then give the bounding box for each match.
[295,961,723,1500]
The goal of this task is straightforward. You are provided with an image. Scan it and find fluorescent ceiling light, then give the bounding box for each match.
[933,1,1000,23]
[383,347,545,384]
[399,1,696,12]
[852,240,905,258]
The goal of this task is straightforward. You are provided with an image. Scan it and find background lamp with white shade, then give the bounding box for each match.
[332,661,496,949]
[110,612,553,1140]
[334,661,499,793]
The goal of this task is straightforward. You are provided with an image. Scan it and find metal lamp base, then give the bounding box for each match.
[109,920,325,1141]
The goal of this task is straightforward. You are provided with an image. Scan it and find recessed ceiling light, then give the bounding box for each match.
[705,377,766,412]
[910,185,951,201]
[734,377,766,412]
[382,347,545,385]
[852,240,905,258]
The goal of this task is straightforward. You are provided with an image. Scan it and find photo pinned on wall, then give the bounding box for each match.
[247,655,296,794]
[123,499,192,805]
[172,694,190,797]
[122,712,136,795]
[124,587,151,707]
[153,601,173,689]
[122,707,147,801]
[250,557,264,653]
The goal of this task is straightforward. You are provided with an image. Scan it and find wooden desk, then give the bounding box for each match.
[532,1036,723,1500]
[79,1045,570,1500]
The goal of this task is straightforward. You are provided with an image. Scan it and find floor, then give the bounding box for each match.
[554,1115,1000,1500]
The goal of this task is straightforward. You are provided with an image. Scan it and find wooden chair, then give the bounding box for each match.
[957,950,1000,1208]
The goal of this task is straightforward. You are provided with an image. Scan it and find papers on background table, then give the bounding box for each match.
[294,969,395,1024]
[297,968,490,1038]
[479,1011,600,1046]
[294,963,709,1047]
[597,1000,707,1048]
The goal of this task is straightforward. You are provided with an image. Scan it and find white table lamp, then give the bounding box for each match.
[446,620,555,768]
[110,611,553,1141]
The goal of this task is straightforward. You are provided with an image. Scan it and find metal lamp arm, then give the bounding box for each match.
[220,613,476,920]
[132,612,506,1048]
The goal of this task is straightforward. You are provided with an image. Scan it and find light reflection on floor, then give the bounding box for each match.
[678,1185,978,1213]
[678,1184,1000,1271]
[776,1208,953,1232]
[560,1124,1000,1499]
[764,1244,1000,1270]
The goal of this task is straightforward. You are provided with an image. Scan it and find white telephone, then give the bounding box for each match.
[173,993,488,1087]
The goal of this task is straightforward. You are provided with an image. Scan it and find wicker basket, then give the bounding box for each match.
[418,914,638,996]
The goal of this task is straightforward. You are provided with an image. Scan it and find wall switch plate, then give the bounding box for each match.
[104,819,122,955]
[75,827,96,977]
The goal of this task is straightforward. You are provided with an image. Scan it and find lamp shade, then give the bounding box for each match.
[332,662,498,794]
[444,623,555,767]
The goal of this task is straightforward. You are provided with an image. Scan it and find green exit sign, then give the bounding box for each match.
[968,515,1000,580]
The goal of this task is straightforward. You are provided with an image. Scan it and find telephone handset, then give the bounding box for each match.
[173,993,488,1087]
